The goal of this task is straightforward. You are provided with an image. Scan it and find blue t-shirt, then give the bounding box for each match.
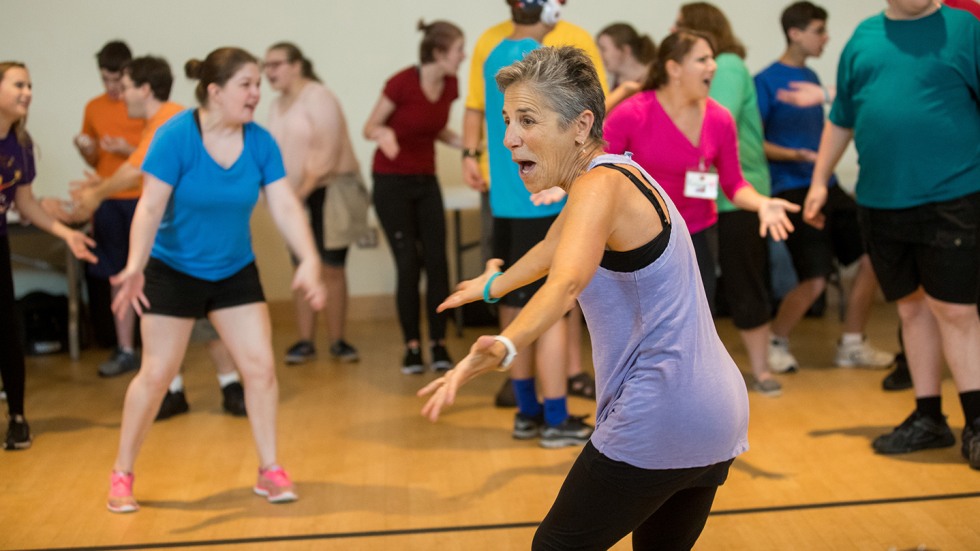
[484,38,566,219]
[830,6,980,208]
[142,109,286,281]
[754,61,838,195]
[0,131,35,236]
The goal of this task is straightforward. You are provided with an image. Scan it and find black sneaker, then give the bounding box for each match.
[284,340,316,365]
[872,411,955,454]
[98,349,140,378]
[431,345,453,372]
[3,416,32,451]
[221,382,247,417]
[882,354,912,391]
[329,340,359,363]
[540,415,594,449]
[494,379,516,408]
[155,390,189,421]
[401,346,424,375]
[963,419,980,470]
[513,412,544,440]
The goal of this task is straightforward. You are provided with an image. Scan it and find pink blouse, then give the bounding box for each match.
[604,91,749,234]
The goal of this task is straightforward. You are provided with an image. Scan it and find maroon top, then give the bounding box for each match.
[371,66,458,175]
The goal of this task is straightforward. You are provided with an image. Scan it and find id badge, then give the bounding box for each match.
[684,170,719,200]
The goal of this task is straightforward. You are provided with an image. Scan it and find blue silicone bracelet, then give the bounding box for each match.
[483,271,504,304]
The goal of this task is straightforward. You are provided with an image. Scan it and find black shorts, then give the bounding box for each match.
[718,210,770,329]
[87,198,138,280]
[143,258,266,318]
[492,216,557,308]
[778,186,863,281]
[858,191,980,304]
[292,186,349,268]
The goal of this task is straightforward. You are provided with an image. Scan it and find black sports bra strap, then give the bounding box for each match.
[597,163,670,226]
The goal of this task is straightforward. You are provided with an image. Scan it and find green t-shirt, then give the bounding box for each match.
[710,53,771,213]
[830,6,980,208]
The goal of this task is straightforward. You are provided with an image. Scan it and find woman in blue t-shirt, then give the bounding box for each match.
[105,48,325,514]
[0,62,97,452]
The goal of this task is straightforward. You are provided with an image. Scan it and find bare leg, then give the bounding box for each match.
[210,303,279,468]
[771,276,826,338]
[323,264,348,343]
[110,285,138,350]
[113,315,194,472]
[206,339,237,376]
[565,304,584,378]
[897,289,944,398]
[842,255,879,334]
[537,317,568,400]
[926,295,980,392]
[292,287,316,342]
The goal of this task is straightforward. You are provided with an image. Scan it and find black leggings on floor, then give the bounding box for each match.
[372,174,449,343]
[0,235,26,416]
[533,442,732,550]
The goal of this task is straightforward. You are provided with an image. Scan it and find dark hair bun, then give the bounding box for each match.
[184,59,203,79]
[417,19,428,32]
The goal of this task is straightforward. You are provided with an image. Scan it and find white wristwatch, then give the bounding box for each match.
[492,335,518,371]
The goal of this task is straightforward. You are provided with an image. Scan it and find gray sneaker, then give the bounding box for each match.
[513,412,544,440]
[98,349,140,378]
[753,377,782,397]
[963,419,980,470]
[540,415,593,449]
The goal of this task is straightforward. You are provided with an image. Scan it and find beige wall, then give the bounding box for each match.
[5,0,870,300]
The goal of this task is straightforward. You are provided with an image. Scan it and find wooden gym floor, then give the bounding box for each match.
[1,300,979,550]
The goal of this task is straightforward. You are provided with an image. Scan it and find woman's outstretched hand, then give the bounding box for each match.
[437,258,504,313]
[757,197,801,242]
[418,335,505,421]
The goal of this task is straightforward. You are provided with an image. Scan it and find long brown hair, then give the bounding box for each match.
[642,30,716,91]
[267,42,321,83]
[679,2,746,59]
[0,61,32,146]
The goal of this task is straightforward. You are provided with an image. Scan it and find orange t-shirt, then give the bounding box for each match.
[79,94,145,199]
[127,102,185,175]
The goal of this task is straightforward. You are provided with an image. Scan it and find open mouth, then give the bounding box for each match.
[517,160,537,177]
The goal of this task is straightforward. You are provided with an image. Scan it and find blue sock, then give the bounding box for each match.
[543,397,568,427]
[512,378,542,417]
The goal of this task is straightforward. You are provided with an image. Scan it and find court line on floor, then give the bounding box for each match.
[24,491,980,551]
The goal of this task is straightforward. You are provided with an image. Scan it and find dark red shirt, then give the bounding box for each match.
[371,66,458,175]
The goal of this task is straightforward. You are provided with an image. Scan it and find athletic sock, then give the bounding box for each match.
[915,396,943,423]
[168,374,184,393]
[958,390,980,427]
[840,332,863,346]
[543,397,569,427]
[512,378,542,417]
[217,371,240,388]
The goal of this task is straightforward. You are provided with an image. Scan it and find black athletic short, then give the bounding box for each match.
[143,258,265,318]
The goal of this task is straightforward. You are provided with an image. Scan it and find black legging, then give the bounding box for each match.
[372,174,449,343]
[0,235,26,416]
[533,442,731,550]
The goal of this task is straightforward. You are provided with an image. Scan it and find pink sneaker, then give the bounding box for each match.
[107,471,139,513]
[253,465,297,503]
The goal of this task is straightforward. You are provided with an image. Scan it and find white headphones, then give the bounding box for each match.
[540,0,563,26]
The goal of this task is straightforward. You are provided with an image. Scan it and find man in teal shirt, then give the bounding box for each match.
[805,0,980,469]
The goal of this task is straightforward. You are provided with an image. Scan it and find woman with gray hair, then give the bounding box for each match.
[418,46,789,548]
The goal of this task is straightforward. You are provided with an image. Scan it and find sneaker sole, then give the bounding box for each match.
[431,361,453,372]
[512,429,540,440]
[835,359,893,370]
[3,439,32,451]
[254,487,298,503]
[539,437,590,449]
[872,436,956,455]
[284,355,315,365]
[106,501,139,513]
[401,365,425,375]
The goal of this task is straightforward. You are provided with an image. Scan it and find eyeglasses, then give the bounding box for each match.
[261,60,287,71]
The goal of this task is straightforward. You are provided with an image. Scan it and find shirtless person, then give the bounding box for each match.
[264,42,363,364]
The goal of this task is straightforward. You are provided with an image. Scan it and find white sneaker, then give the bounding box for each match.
[768,337,798,373]
[835,338,894,369]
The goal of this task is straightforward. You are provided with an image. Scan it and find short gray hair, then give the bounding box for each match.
[495,46,605,144]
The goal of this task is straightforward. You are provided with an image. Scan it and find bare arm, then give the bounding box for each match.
[263,178,325,310]
[461,108,486,191]
[420,171,616,420]
[804,121,853,228]
[437,127,462,149]
[763,140,817,163]
[13,185,97,264]
[362,93,400,160]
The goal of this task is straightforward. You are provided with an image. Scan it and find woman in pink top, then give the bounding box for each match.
[604,30,797,304]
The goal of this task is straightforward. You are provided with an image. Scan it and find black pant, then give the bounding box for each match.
[0,235,26,416]
[534,442,731,550]
[372,174,449,343]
